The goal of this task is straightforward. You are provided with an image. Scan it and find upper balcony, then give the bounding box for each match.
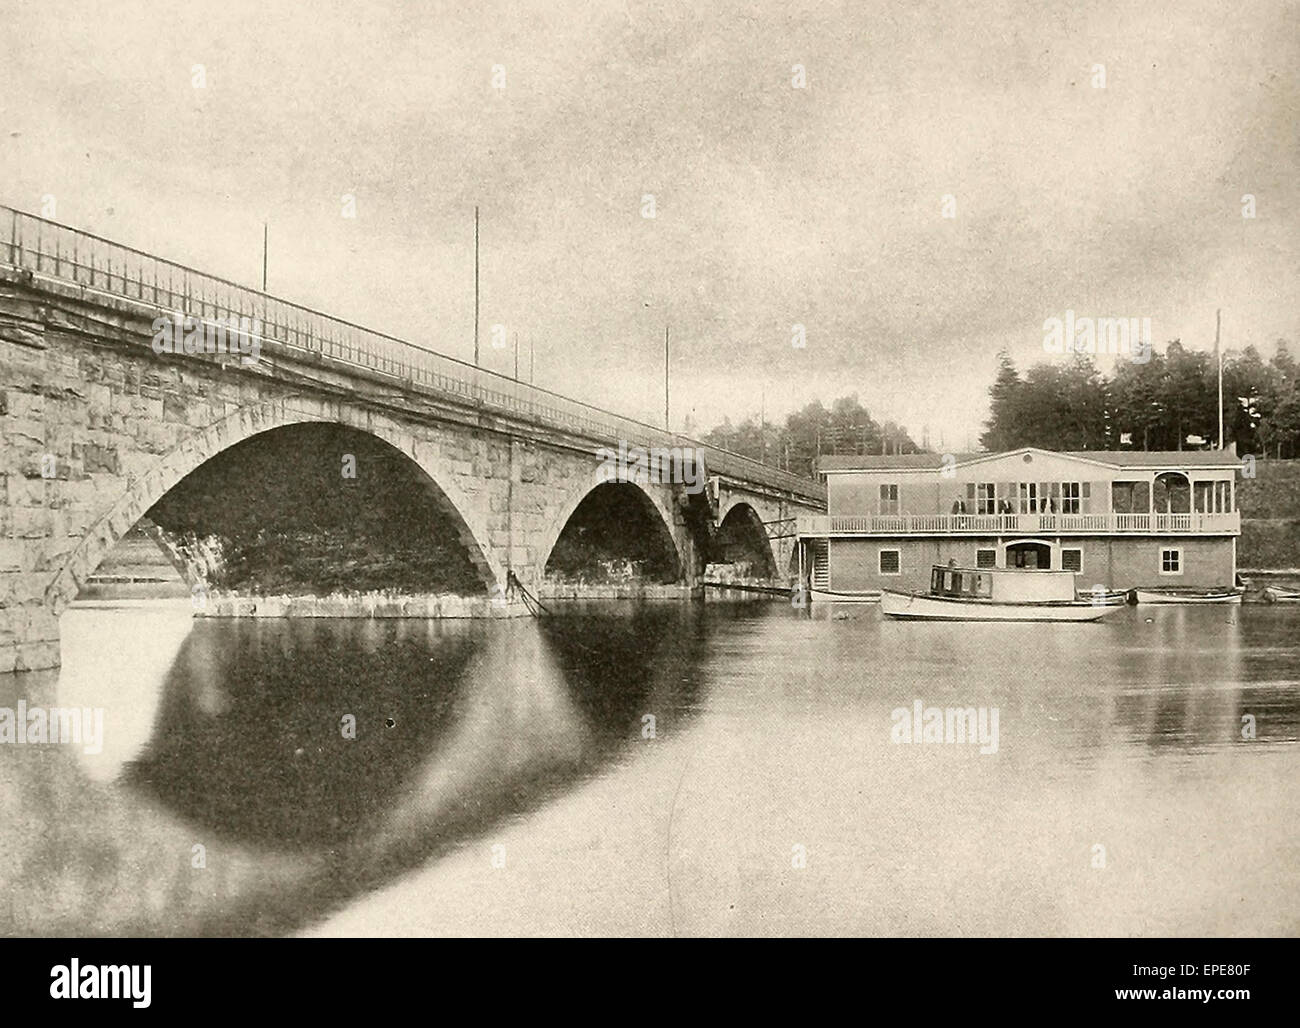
[796,511,1241,537]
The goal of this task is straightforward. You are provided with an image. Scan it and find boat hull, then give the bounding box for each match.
[880,589,1121,622]
[1133,589,1243,605]
[1263,587,1300,604]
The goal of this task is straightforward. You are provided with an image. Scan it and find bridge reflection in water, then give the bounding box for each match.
[1,601,1298,936]
[1,602,709,935]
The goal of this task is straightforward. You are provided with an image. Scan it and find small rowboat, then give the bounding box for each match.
[1132,587,1244,604]
[1263,586,1300,604]
[882,564,1125,622]
[808,587,881,603]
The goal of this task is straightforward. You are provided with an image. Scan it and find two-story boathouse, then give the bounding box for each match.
[795,447,1242,599]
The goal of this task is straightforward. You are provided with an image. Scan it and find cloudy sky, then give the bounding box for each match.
[2,0,1296,447]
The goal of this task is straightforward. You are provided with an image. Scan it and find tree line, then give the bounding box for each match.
[700,395,921,478]
[981,340,1300,457]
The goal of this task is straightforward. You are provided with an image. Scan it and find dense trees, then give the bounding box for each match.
[701,395,920,477]
[981,340,1300,457]
[701,336,1300,479]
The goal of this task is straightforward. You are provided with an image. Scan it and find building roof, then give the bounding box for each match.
[817,453,982,471]
[817,446,1241,473]
[1059,449,1239,467]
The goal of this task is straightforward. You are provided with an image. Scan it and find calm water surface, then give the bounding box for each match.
[2,598,1297,936]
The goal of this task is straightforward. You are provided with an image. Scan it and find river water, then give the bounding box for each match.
[1,597,1297,936]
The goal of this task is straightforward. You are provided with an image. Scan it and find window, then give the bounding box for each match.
[1008,542,1051,568]
[1018,482,1037,513]
[1111,480,1149,514]
[1197,480,1233,514]
[1160,548,1182,574]
[976,548,997,569]
[879,549,901,575]
[879,483,900,515]
[1153,473,1191,514]
[1062,548,1083,573]
[1061,482,1081,514]
[976,482,996,515]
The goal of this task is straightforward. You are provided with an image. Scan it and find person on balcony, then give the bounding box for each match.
[951,498,967,514]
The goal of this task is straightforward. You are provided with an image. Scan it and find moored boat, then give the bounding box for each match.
[1132,587,1244,604]
[1075,586,1131,604]
[808,587,881,603]
[881,564,1125,622]
[1263,585,1300,604]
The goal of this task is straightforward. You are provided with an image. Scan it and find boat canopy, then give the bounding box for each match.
[929,565,1077,603]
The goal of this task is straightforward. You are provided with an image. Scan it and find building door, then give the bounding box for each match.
[1006,541,1051,569]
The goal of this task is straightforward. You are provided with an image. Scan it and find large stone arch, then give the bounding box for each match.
[43,396,505,616]
[537,468,686,582]
[714,499,778,578]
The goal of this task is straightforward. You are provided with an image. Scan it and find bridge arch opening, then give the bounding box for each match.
[713,502,778,579]
[76,423,495,603]
[544,482,682,584]
[73,518,196,600]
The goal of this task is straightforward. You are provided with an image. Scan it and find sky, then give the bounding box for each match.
[1,0,1297,447]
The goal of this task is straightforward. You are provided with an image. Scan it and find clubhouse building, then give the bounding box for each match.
[795,447,1242,598]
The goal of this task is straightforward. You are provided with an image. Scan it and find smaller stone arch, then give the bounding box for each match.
[713,500,778,579]
[539,470,685,584]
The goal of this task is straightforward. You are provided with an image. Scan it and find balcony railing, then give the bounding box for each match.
[0,205,826,503]
[797,511,1241,536]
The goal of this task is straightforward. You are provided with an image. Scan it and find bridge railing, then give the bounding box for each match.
[1,205,824,502]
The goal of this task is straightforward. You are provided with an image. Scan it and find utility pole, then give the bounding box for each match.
[514,332,519,380]
[529,335,534,384]
[663,324,670,430]
[1215,308,1224,449]
[261,223,267,291]
[473,205,480,367]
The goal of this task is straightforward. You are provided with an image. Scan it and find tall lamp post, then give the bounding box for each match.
[664,323,670,431]
[473,205,480,367]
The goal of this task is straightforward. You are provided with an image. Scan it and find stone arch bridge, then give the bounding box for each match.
[0,207,824,671]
